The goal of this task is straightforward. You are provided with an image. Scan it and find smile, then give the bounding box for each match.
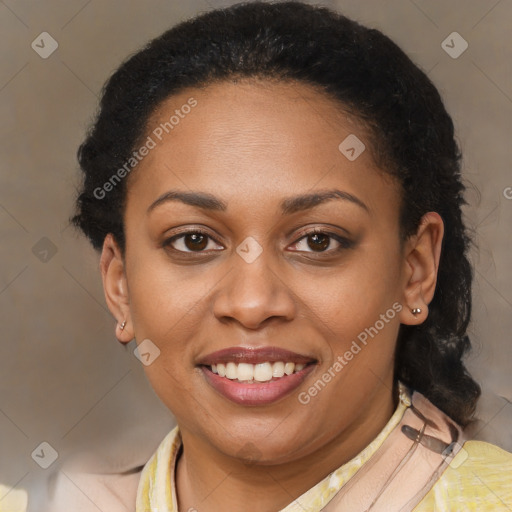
[210,361,307,383]
[197,346,317,405]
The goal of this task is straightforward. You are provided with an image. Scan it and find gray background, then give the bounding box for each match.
[1,0,511,509]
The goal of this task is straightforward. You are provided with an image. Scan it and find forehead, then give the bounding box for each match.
[148,79,361,146]
[125,79,399,216]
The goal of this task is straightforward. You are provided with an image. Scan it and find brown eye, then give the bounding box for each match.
[290,229,353,254]
[163,230,224,253]
[184,233,208,251]
[307,233,330,252]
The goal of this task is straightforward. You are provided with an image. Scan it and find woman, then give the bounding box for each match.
[68,1,511,510]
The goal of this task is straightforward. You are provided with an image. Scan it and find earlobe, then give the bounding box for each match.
[399,212,444,326]
[99,234,133,343]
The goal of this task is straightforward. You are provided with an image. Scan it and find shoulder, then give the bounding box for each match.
[43,467,143,512]
[462,439,512,467]
[0,483,28,512]
[44,428,180,512]
[415,440,512,511]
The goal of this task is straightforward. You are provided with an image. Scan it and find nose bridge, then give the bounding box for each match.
[212,238,295,328]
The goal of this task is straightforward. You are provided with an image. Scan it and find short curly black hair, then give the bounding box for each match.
[71,1,481,426]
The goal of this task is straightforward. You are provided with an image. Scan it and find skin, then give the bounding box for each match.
[100,79,443,512]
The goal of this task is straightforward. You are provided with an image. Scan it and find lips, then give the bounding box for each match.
[196,346,316,366]
[197,346,317,406]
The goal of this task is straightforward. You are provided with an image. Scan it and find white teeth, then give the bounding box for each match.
[272,361,285,378]
[237,363,254,381]
[254,362,273,382]
[284,362,295,375]
[209,361,308,382]
[225,362,238,379]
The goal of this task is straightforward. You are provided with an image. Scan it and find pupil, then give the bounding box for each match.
[308,233,329,251]
[185,233,207,251]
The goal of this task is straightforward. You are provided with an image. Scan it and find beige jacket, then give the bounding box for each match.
[44,467,142,512]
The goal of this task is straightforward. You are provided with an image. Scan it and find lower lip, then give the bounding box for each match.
[200,364,316,406]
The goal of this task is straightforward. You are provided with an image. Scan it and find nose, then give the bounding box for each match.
[212,251,296,330]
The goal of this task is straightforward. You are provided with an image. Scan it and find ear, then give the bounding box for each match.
[99,233,133,343]
[398,212,444,326]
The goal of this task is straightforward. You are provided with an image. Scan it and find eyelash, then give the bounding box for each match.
[162,227,353,256]
[292,227,354,253]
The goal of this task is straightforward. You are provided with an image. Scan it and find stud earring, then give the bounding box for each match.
[411,308,422,316]
[119,321,126,331]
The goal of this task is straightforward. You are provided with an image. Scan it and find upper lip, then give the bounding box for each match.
[196,346,317,366]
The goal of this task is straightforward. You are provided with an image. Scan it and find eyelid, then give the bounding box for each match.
[162,227,224,252]
[285,221,352,239]
[289,227,353,252]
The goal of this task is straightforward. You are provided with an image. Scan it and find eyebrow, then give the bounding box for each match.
[281,189,369,215]
[146,188,369,215]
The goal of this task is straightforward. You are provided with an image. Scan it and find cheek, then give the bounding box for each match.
[126,262,207,411]
[125,262,216,403]
[128,254,214,335]
[293,257,401,343]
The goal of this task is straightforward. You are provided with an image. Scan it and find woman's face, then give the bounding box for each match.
[107,79,424,464]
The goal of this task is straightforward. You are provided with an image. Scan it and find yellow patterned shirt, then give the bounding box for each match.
[136,388,512,511]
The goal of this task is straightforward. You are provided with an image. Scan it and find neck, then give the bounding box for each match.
[176,382,396,512]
